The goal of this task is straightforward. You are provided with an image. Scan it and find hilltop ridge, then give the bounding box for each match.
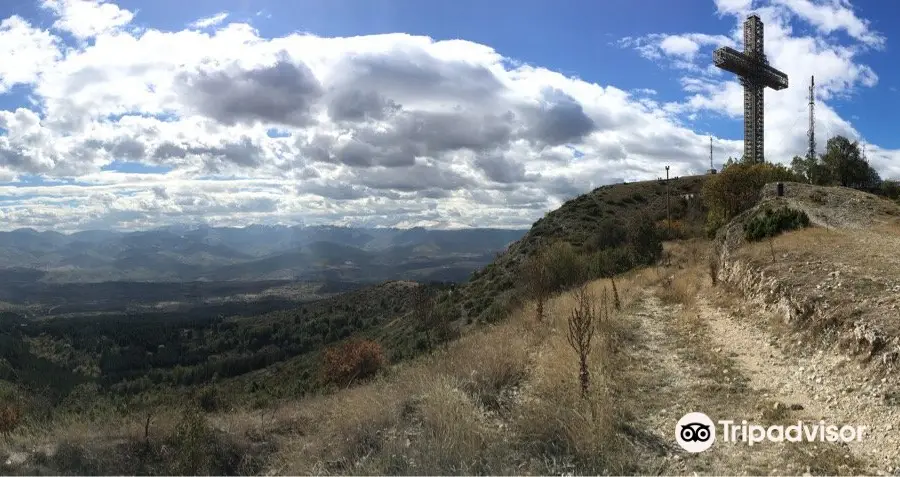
[455,175,708,323]
[716,181,900,368]
[6,177,900,474]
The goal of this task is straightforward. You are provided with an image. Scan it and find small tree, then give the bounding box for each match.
[793,136,882,191]
[880,180,900,201]
[702,162,802,236]
[413,285,438,350]
[522,250,551,322]
[791,155,828,185]
[566,284,598,398]
[543,240,584,291]
[819,136,878,189]
[171,405,216,475]
[626,213,664,266]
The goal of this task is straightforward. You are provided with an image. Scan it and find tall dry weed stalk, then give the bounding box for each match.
[708,247,719,286]
[610,277,621,311]
[768,236,777,263]
[567,284,598,398]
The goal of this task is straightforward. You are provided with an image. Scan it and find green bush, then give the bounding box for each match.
[542,241,586,292]
[625,213,663,266]
[703,162,802,237]
[196,386,221,413]
[582,219,627,253]
[744,207,810,242]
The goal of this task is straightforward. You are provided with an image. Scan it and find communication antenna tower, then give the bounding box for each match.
[807,76,816,161]
[707,137,717,174]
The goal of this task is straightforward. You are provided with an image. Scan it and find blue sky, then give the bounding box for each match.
[88,0,900,147]
[0,0,896,231]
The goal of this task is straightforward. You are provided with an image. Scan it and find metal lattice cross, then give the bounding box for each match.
[713,15,789,164]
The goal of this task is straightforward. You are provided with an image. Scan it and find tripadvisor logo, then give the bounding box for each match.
[676,412,867,452]
[676,412,716,453]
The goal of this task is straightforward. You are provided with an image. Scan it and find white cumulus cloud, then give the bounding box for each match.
[0,0,894,232]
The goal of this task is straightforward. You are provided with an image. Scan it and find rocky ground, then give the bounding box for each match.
[620,284,900,475]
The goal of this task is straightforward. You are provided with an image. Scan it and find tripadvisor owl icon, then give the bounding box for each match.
[676,412,716,452]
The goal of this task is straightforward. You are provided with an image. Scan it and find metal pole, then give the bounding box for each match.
[665,165,670,231]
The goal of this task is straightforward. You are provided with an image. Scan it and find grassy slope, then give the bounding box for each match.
[1,175,706,403]
[12,180,900,475]
[0,175,709,474]
[1,268,661,475]
[456,175,707,323]
[184,175,707,404]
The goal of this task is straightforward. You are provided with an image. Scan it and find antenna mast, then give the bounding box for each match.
[707,136,717,174]
[807,75,815,161]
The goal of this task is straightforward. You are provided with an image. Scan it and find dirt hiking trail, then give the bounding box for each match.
[621,284,900,476]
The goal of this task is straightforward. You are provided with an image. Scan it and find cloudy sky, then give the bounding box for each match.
[0,0,896,231]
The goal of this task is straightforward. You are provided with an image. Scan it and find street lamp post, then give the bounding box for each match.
[665,166,671,231]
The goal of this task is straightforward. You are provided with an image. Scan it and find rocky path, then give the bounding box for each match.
[697,291,900,473]
[623,286,900,475]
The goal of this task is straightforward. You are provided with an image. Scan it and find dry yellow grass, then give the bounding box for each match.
[229,272,649,474]
[3,266,659,475]
[657,266,705,307]
[731,222,900,351]
[654,239,710,307]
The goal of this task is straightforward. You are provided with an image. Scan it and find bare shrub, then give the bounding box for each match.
[0,402,21,435]
[321,339,387,387]
[769,236,777,263]
[515,327,624,474]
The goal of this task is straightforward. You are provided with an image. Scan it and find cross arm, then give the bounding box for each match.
[713,46,789,90]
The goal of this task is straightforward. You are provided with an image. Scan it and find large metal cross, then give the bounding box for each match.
[713,15,788,164]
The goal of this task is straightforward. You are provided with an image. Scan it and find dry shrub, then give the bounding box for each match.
[657,267,703,307]
[321,338,387,387]
[328,384,404,459]
[514,335,623,474]
[608,268,655,309]
[269,378,409,475]
[274,370,501,475]
[435,324,529,412]
[512,279,629,474]
[662,238,708,268]
[411,376,498,474]
[0,403,21,435]
[169,406,239,475]
[708,247,720,286]
[6,406,259,476]
[610,278,621,310]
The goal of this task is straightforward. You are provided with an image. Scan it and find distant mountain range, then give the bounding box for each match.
[0,225,527,284]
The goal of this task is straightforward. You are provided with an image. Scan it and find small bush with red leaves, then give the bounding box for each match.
[321,339,387,387]
[0,403,21,435]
